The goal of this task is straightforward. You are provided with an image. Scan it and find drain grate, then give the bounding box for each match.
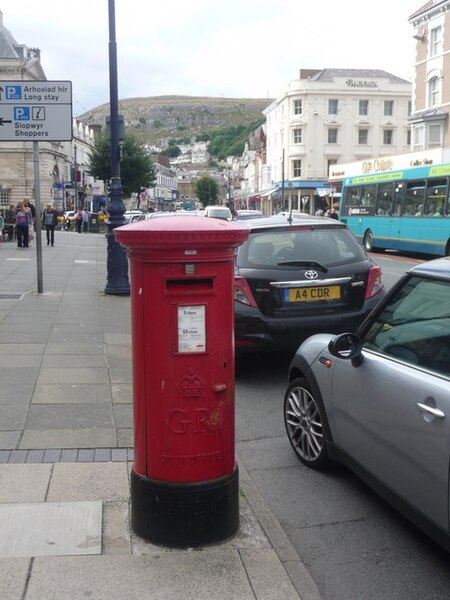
[0,293,23,300]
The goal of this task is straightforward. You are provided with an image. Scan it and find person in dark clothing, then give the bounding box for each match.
[42,204,58,246]
[15,201,31,248]
[3,205,15,241]
[75,210,83,233]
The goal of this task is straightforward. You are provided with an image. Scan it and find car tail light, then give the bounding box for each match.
[364,266,383,299]
[234,276,257,307]
[235,339,259,348]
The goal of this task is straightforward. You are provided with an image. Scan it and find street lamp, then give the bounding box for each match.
[226,170,234,211]
[105,0,130,296]
[73,144,79,211]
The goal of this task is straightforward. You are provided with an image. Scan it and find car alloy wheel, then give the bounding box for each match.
[284,378,330,469]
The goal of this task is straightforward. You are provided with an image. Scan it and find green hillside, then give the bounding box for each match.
[79,95,272,145]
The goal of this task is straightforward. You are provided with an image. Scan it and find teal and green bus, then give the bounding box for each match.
[339,162,450,256]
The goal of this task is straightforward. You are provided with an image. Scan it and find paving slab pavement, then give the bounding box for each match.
[0,232,322,600]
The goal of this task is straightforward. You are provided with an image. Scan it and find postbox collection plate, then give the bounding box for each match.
[177,305,206,353]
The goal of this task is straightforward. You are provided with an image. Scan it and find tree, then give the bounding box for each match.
[161,145,181,158]
[195,176,219,207]
[88,134,155,198]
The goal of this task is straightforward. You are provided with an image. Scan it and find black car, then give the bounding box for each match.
[234,215,385,354]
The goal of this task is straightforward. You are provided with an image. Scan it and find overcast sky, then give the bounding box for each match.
[0,0,421,116]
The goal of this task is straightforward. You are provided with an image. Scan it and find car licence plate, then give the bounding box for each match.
[285,285,341,302]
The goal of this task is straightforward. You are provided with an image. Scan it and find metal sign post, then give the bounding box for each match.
[33,142,43,293]
[0,80,72,293]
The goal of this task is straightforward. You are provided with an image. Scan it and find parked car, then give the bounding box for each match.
[234,215,384,355]
[277,210,309,218]
[124,211,145,224]
[144,210,202,219]
[234,209,264,220]
[63,211,75,221]
[284,256,450,550]
[204,205,232,221]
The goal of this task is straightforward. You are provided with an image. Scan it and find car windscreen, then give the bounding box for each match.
[236,227,366,268]
[363,276,450,377]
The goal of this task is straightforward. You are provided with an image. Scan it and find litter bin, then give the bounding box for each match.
[88,213,100,233]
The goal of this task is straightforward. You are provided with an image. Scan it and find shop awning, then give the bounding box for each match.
[259,188,280,197]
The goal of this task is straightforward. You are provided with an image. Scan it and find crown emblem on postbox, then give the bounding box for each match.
[177,370,207,399]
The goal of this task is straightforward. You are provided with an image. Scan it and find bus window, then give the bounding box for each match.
[425,179,447,217]
[361,184,376,207]
[393,182,406,216]
[404,180,425,216]
[345,186,361,207]
[376,182,394,215]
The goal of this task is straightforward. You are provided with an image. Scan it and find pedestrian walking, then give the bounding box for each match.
[327,204,339,220]
[74,210,82,233]
[81,209,89,234]
[42,204,58,246]
[3,204,15,241]
[22,197,35,245]
[15,201,31,248]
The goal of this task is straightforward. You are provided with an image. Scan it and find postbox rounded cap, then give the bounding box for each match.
[114,216,249,251]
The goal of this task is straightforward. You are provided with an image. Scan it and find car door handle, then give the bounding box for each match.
[416,403,446,419]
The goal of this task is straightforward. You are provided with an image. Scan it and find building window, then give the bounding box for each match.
[358,128,368,144]
[293,99,303,115]
[383,129,393,145]
[413,125,425,149]
[359,100,369,116]
[428,77,440,107]
[292,159,302,177]
[408,100,412,116]
[293,128,302,144]
[384,100,394,116]
[429,123,442,146]
[0,189,10,209]
[328,99,338,115]
[430,26,442,57]
[328,128,338,143]
[407,128,412,146]
[327,159,337,175]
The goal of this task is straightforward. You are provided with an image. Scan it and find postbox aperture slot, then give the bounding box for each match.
[166,278,214,293]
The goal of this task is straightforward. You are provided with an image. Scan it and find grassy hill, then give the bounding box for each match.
[78,95,272,145]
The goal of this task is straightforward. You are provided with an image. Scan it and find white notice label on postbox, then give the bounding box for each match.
[177,305,206,353]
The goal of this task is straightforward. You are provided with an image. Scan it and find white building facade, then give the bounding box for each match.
[409,0,450,150]
[263,69,412,214]
[147,156,177,209]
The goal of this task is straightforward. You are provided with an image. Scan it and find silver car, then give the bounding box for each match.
[284,257,450,549]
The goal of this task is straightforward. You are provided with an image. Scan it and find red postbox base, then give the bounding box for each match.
[131,466,239,548]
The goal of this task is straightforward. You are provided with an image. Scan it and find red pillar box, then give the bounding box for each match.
[115,216,248,547]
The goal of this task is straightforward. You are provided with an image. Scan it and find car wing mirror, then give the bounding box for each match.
[328,333,364,367]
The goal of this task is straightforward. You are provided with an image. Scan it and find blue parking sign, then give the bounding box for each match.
[14,107,30,120]
[5,86,21,100]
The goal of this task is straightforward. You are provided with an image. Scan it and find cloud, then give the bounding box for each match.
[0,0,418,114]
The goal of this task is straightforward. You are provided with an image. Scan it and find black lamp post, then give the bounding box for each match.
[105,0,130,295]
[226,170,234,212]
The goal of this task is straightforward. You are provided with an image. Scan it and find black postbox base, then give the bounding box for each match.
[130,466,240,548]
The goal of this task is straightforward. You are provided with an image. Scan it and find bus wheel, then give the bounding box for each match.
[445,240,450,256]
[363,230,374,252]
